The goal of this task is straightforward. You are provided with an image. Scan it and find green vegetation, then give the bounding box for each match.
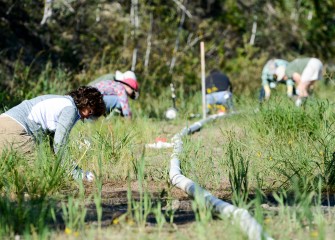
[1,0,335,109]
[0,93,335,239]
[1,92,335,239]
[1,1,335,239]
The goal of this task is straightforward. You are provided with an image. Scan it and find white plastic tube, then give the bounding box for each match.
[169,112,273,240]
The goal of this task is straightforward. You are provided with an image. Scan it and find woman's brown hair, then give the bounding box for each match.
[68,86,106,117]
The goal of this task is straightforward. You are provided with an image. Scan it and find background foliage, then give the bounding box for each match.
[0,0,335,110]
[1,2,335,238]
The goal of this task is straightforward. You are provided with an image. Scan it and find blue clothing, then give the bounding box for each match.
[103,95,121,113]
[206,91,233,112]
[261,59,294,87]
[89,78,132,117]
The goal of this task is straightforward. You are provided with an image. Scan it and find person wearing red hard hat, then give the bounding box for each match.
[88,70,139,118]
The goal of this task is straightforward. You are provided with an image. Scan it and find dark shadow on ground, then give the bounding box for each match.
[83,190,196,226]
[7,185,331,234]
[258,192,335,207]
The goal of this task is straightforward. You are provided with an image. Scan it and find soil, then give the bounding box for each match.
[80,180,335,228]
[77,115,335,228]
[82,180,196,227]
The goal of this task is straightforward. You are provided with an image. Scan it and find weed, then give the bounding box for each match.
[225,133,250,206]
[61,195,87,233]
[152,201,166,233]
[131,152,152,228]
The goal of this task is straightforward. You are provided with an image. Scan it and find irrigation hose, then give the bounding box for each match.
[169,111,274,240]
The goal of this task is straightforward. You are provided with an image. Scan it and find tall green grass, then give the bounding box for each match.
[0,141,71,238]
[225,133,250,206]
[0,72,335,239]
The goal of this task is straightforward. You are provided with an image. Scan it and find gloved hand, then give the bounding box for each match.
[83,171,95,182]
[71,166,95,182]
[295,98,303,107]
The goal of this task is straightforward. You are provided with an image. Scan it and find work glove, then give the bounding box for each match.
[84,171,95,182]
[71,165,95,182]
[295,98,303,107]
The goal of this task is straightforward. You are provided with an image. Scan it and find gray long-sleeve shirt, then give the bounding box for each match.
[4,95,80,154]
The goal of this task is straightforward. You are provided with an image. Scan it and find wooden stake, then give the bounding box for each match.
[200,41,206,120]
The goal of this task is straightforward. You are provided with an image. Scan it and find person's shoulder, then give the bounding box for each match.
[264,59,276,66]
[290,57,310,63]
[25,95,77,115]
[96,73,115,81]
[275,59,288,65]
[44,94,72,101]
[44,95,77,109]
[90,79,114,86]
[89,73,115,84]
[26,94,63,102]
[114,81,126,90]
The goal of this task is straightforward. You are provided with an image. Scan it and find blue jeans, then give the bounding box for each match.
[103,95,120,114]
[206,91,233,112]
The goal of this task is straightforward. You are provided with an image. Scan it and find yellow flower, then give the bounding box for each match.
[65,227,72,235]
[319,151,324,156]
[257,152,262,158]
[288,140,293,145]
[113,218,119,225]
[269,156,272,161]
[310,230,318,238]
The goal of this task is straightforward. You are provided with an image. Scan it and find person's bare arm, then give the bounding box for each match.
[292,72,301,84]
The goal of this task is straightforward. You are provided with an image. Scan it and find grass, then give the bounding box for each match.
[1,77,335,239]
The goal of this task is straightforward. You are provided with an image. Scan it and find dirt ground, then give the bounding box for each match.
[81,180,335,229]
[81,179,233,227]
[79,116,335,229]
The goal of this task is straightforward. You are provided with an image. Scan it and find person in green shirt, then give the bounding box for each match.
[276,58,323,106]
[260,59,295,101]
